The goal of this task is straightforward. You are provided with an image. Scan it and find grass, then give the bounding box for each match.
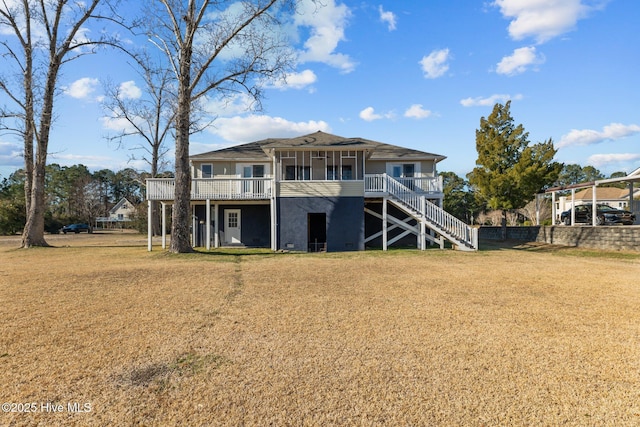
[1,231,639,425]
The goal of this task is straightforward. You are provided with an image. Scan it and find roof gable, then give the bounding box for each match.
[109,197,135,214]
[573,187,629,201]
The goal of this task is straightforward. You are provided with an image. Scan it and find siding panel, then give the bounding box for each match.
[278,181,364,197]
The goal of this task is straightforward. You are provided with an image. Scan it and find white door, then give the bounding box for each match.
[224,209,241,244]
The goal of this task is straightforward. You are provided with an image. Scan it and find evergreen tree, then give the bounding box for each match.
[469,101,562,218]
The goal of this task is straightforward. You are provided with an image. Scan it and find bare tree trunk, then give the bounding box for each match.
[22,157,48,247]
[170,115,192,252]
[169,37,194,253]
[22,62,59,248]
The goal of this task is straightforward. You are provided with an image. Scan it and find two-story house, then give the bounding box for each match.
[95,197,137,229]
[146,131,477,252]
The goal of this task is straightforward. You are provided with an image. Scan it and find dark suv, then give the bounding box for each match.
[61,223,92,234]
[561,204,635,226]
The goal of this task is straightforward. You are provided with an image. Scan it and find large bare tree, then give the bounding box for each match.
[0,0,126,247]
[147,0,302,253]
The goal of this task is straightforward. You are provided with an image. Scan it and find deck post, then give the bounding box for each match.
[206,199,211,250]
[161,202,167,249]
[382,197,388,251]
[270,197,277,251]
[192,205,196,247]
[147,200,152,251]
[214,203,219,248]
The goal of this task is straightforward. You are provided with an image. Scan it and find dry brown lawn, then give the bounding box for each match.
[1,232,639,426]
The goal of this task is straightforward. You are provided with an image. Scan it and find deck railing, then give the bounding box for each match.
[374,174,477,251]
[364,174,443,194]
[146,177,273,200]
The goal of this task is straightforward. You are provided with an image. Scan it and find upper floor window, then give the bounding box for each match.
[391,163,415,178]
[201,164,212,178]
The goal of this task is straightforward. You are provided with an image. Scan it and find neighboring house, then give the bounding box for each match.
[146,131,477,252]
[96,198,137,228]
[556,187,640,213]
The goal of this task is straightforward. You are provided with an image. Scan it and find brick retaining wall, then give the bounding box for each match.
[479,225,640,251]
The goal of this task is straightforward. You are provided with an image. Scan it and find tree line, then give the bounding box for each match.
[0,165,172,235]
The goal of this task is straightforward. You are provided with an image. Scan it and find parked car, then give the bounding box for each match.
[61,223,92,234]
[560,204,636,226]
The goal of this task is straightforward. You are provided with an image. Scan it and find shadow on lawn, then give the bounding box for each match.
[479,239,640,260]
[479,239,578,253]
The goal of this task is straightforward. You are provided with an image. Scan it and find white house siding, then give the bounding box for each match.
[277,181,364,198]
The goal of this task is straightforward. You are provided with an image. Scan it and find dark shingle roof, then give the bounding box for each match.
[190,131,445,162]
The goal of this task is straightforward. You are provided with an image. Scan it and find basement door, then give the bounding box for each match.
[224,209,241,244]
[308,213,327,252]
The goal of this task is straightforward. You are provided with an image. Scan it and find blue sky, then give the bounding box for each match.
[1,0,639,180]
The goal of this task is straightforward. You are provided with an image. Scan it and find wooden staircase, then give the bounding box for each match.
[382,175,478,251]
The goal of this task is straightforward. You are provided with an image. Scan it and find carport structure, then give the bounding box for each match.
[545,167,640,226]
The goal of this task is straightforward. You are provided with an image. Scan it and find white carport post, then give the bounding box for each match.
[161,202,167,249]
[147,200,153,251]
[592,185,597,225]
[570,188,576,225]
[551,191,556,225]
[206,199,211,250]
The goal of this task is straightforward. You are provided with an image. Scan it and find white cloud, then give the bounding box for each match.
[295,0,356,73]
[271,69,318,90]
[359,107,381,122]
[404,104,432,119]
[0,141,23,170]
[64,77,99,99]
[379,5,397,31]
[100,115,140,134]
[558,123,640,148]
[587,153,640,167]
[118,81,142,100]
[419,48,450,79]
[460,93,523,107]
[359,106,394,122]
[496,46,545,76]
[208,115,331,142]
[492,0,602,43]
[202,93,257,117]
[49,153,117,170]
